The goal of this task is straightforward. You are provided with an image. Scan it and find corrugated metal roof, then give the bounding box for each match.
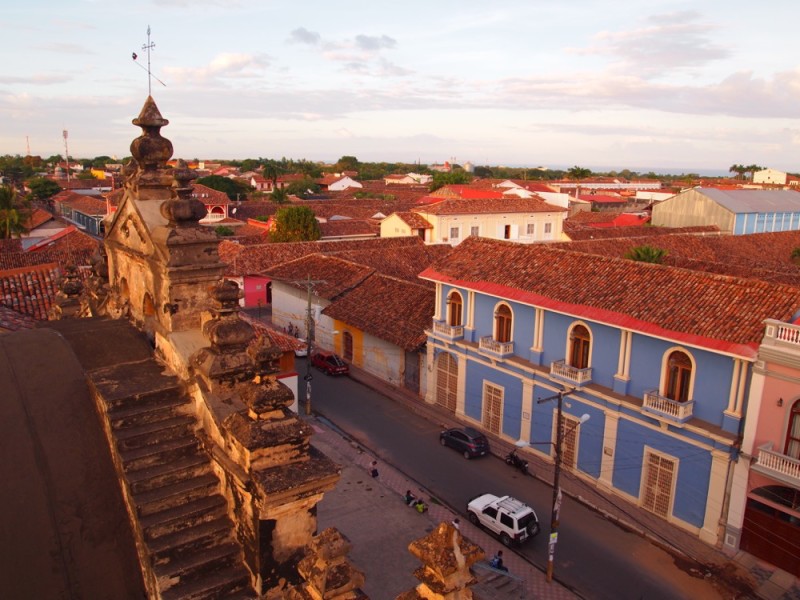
[698,188,800,213]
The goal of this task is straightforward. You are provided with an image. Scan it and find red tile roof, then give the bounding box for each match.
[413,196,565,216]
[420,236,800,357]
[389,212,433,229]
[319,219,378,239]
[0,263,61,321]
[27,226,101,255]
[58,194,108,216]
[219,236,432,277]
[21,208,54,231]
[322,273,434,351]
[191,183,230,205]
[263,254,374,301]
[0,305,37,332]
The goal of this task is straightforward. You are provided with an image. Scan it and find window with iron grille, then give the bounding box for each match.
[641,451,676,518]
[436,352,458,412]
[483,383,503,435]
[560,414,581,469]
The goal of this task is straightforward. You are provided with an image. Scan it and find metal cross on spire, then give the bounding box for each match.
[142,25,156,96]
[132,25,166,95]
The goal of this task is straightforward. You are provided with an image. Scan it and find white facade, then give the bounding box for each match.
[753,168,788,185]
[414,209,564,246]
[269,282,338,351]
[328,176,363,191]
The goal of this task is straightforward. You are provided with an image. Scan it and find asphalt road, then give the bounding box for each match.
[301,359,723,600]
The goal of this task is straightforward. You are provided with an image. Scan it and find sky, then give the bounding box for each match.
[2,1,799,175]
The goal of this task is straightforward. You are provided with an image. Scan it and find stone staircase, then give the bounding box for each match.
[91,357,255,600]
[472,561,528,599]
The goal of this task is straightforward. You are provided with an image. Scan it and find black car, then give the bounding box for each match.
[439,427,490,459]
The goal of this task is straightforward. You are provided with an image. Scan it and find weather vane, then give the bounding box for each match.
[131,25,166,95]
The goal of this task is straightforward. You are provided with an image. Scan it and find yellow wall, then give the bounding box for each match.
[332,319,365,368]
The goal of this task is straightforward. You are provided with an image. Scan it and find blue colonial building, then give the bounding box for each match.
[420,236,800,544]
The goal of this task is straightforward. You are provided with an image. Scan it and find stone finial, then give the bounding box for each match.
[48,264,84,320]
[291,528,367,599]
[192,280,259,385]
[130,95,173,170]
[397,522,483,600]
[160,159,207,226]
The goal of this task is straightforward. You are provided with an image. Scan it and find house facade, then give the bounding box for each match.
[420,237,800,545]
[382,197,567,246]
[55,193,108,237]
[651,188,800,234]
[725,319,800,576]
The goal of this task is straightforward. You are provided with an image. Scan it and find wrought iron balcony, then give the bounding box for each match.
[432,319,464,340]
[642,389,694,423]
[550,359,592,386]
[479,336,513,357]
[753,443,800,487]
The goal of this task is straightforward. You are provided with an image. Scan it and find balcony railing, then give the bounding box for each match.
[642,390,694,423]
[754,443,800,486]
[200,212,226,222]
[479,336,513,357]
[763,319,800,349]
[432,320,464,340]
[550,359,592,386]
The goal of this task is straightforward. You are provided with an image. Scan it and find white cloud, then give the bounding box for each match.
[572,11,729,77]
[289,27,321,45]
[164,53,270,84]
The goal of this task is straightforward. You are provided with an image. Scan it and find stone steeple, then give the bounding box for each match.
[104,95,226,339]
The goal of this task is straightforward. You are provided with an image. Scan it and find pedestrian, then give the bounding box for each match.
[370,460,379,478]
[452,517,460,530]
[490,550,508,572]
[404,490,416,505]
[414,499,428,513]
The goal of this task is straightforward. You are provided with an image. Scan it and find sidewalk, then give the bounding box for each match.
[341,364,800,600]
[311,413,578,600]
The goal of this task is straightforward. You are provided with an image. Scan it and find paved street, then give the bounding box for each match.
[301,357,765,599]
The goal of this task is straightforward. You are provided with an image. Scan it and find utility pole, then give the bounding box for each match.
[536,389,589,584]
[292,275,325,416]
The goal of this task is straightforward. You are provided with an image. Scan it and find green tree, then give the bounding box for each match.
[196,174,253,201]
[270,187,289,204]
[262,160,284,192]
[567,166,592,180]
[791,247,800,264]
[429,170,473,192]
[239,159,261,172]
[0,185,26,238]
[77,170,97,180]
[284,178,321,198]
[729,164,746,180]
[27,176,62,200]
[745,164,764,181]
[215,225,235,237]
[270,206,321,242]
[624,245,668,264]
[335,155,359,173]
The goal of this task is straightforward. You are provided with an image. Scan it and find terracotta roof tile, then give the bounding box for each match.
[319,219,379,238]
[0,305,37,332]
[263,254,374,301]
[392,212,433,229]
[58,194,107,216]
[413,196,566,216]
[420,236,800,356]
[0,263,61,320]
[322,273,434,351]
[191,183,230,205]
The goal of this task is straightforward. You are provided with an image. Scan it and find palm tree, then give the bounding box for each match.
[745,164,764,181]
[729,164,746,180]
[567,166,592,180]
[624,245,668,264]
[262,159,284,192]
[271,187,289,204]
[0,185,25,239]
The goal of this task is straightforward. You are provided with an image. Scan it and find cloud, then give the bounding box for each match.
[164,53,269,84]
[0,74,72,85]
[572,11,729,77]
[289,27,321,45]
[355,34,396,52]
[36,42,94,55]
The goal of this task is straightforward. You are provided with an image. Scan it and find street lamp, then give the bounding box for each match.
[532,388,590,584]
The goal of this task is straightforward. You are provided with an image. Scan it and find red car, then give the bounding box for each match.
[310,351,349,376]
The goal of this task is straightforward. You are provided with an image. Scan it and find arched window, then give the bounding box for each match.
[665,351,692,403]
[494,304,512,343]
[447,292,463,327]
[569,325,591,369]
[786,399,800,459]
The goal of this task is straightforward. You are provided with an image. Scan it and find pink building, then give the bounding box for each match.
[726,319,800,576]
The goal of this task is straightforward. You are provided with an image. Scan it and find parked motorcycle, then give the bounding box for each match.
[504,449,529,475]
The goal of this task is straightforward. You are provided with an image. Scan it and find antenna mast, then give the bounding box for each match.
[62,129,70,183]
